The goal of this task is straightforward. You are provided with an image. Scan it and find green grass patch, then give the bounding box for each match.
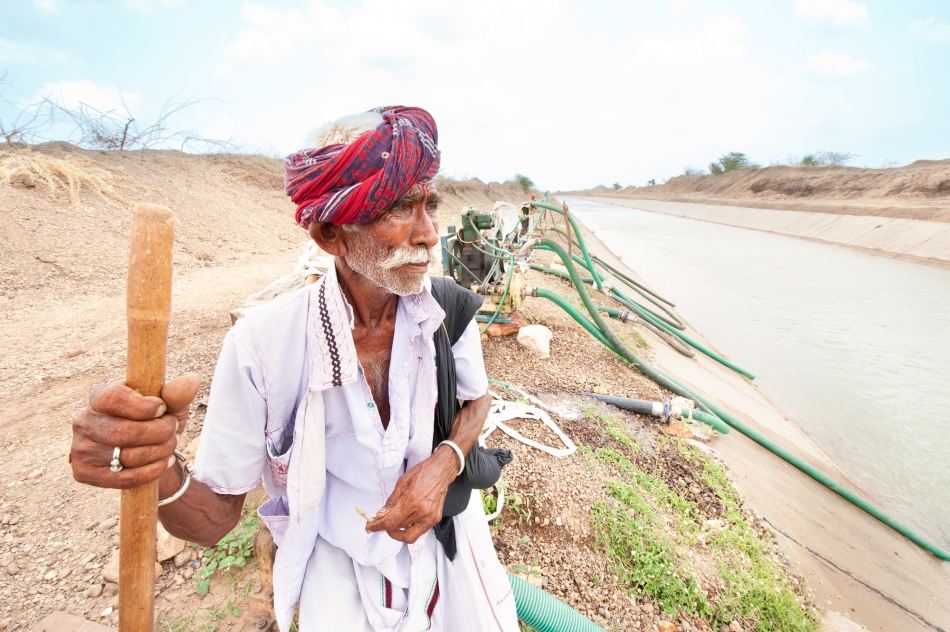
[195,512,259,596]
[592,482,710,616]
[587,412,816,631]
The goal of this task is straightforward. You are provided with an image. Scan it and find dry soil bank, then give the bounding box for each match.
[559,160,950,266]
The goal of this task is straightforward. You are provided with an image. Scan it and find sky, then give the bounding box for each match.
[1,0,949,190]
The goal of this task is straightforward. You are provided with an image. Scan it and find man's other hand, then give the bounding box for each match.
[70,374,202,489]
[365,445,459,544]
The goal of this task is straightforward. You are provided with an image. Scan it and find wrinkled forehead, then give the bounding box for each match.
[389,180,441,209]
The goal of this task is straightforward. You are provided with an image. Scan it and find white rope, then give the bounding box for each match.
[479,391,576,522]
[481,398,576,458]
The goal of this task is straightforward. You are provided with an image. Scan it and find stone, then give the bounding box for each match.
[172,550,192,567]
[43,571,57,581]
[84,584,103,598]
[96,518,117,532]
[155,561,163,579]
[57,568,72,580]
[6,563,19,575]
[485,311,530,337]
[658,623,676,632]
[642,603,654,615]
[29,611,113,631]
[101,583,117,598]
[517,325,553,359]
[99,607,112,618]
[101,552,119,584]
[156,524,185,562]
[728,623,743,632]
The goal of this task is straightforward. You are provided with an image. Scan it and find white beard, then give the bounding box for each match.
[343,231,437,297]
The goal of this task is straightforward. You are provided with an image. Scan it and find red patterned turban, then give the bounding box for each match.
[284,106,440,228]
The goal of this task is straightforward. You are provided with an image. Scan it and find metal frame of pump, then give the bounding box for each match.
[442,207,529,325]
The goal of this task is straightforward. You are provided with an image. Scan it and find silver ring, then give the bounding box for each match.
[109,447,123,473]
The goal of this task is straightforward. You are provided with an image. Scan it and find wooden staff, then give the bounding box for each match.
[120,204,177,632]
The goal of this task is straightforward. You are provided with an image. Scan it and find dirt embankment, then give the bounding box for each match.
[561,160,950,222]
[0,145,818,632]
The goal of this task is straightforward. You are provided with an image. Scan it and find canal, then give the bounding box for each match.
[565,197,950,550]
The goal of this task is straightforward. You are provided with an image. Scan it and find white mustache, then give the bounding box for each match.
[381,246,438,270]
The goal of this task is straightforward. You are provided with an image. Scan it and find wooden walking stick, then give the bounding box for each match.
[120,204,177,632]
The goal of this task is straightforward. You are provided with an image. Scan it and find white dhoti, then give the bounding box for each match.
[298,491,517,632]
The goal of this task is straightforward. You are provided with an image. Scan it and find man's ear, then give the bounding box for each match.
[309,221,349,257]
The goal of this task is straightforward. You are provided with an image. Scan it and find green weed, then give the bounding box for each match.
[589,419,816,631]
[506,489,534,526]
[159,615,194,632]
[592,482,709,616]
[481,481,506,519]
[195,512,259,596]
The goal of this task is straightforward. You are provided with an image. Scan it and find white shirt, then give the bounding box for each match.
[193,263,516,632]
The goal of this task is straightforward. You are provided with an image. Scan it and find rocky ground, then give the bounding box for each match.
[0,145,817,631]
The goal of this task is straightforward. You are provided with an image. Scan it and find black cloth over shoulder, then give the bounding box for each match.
[429,276,513,560]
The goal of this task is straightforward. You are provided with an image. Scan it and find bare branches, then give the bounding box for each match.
[0,77,241,154]
[0,73,57,146]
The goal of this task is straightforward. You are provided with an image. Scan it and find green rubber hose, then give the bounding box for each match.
[531,201,604,290]
[530,264,595,285]
[691,409,733,435]
[592,254,677,308]
[661,381,950,561]
[536,244,687,331]
[534,287,615,349]
[607,286,757,379]
[508,573,605,632]
[519,238,716,416]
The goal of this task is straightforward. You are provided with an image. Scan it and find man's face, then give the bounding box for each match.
[343,182,442,296]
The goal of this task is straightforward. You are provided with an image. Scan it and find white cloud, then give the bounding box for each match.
[124,0,184,13]
[35,80,142,114]
[212,62,237,78]
[792,51,872,78]
[795,0,868,26]
[0,39,81,67]
[223,3,313,64]
[810,101,854,128]
[909,17,950,43]
[215,3,778,187]
[34,0,56,13]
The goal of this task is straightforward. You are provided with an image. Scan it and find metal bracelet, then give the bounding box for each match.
[157,450,195,507]
[437,440,465,477]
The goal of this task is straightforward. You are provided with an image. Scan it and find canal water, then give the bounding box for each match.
[564,197,950,550]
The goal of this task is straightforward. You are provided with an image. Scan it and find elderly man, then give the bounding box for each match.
[70,106,519,632]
